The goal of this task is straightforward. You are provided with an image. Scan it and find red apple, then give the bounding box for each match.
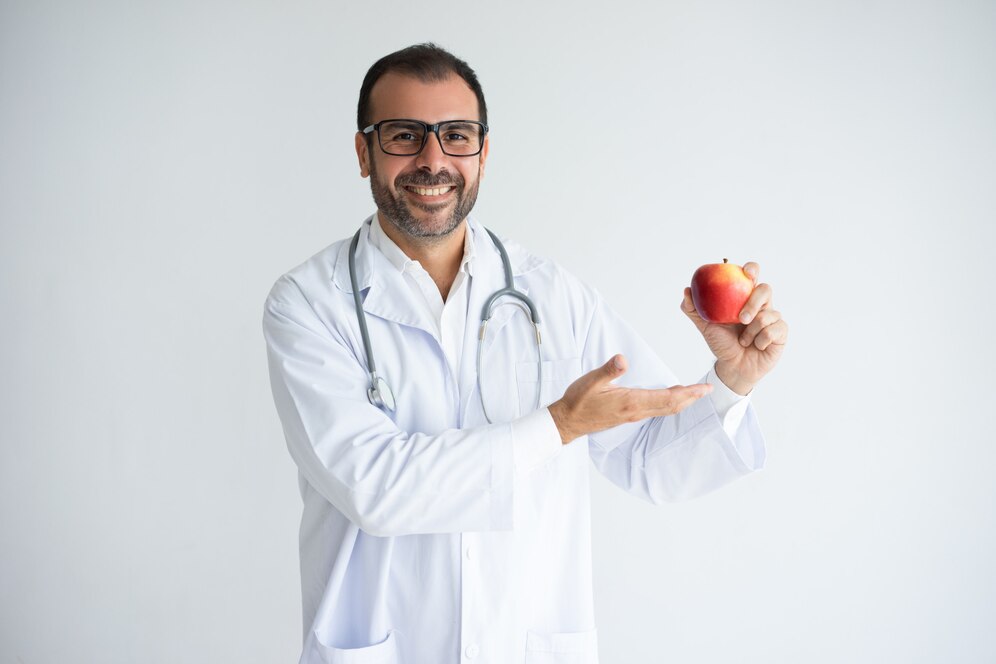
[690,259,755,324]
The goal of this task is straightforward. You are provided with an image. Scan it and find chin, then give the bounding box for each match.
[407,204,458,227]
[416,221,460,238]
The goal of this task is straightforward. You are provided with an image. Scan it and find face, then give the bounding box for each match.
[355,72,489,241]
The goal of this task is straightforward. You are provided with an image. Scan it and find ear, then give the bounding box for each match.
[478,133,490,179]
[355,132,371,178]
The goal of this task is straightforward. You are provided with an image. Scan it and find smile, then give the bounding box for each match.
[404,185,455,197]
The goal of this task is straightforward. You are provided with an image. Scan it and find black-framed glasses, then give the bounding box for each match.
[362,119,488,157]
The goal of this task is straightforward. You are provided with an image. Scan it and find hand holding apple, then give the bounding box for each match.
[681,261,789,395]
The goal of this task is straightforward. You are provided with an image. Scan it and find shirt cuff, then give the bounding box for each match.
[703,363,752,440]
[510,408,563,476]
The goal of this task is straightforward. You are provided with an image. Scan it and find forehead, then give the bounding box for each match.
[368,71,480,124]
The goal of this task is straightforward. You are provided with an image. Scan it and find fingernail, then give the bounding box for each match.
[740,312,751,324]
[740,336,750,346]
[613,356,623,369]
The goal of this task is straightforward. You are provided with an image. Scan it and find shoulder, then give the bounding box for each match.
[263,235,352,311]
[477,222,603,314]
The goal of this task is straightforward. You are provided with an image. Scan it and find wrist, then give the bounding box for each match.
[714,361,754,397]
[547,401,575,445]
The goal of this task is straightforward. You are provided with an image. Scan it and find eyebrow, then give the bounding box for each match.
[385,120,426,130]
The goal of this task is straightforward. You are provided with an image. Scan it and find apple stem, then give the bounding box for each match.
[723,258,728,263]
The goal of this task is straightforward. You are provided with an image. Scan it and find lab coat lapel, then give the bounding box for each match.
[331,217,439,339]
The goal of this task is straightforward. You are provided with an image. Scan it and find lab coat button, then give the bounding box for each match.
[465,643,479,659]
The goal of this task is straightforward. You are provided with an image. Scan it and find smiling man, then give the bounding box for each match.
[263,43,788,663]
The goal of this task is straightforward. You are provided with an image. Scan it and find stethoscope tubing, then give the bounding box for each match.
[348,222,542,421]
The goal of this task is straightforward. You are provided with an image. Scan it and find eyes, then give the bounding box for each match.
[374,120,487,156]
[386,128,473,144]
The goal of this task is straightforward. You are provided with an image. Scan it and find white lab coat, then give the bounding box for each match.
[262,215,766,664]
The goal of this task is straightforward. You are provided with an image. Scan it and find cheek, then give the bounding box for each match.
[460,165,481,187]
[374,169,400,194]
[370,156,403,190]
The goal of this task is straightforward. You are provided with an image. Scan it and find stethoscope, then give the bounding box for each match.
[348,224,543,423]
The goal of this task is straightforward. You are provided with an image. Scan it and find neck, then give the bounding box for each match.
[377,211,466,300]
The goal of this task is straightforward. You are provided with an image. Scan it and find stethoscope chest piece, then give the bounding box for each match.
[368,374,396,412]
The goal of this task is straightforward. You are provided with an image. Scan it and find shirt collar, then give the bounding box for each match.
[369,213,478,277]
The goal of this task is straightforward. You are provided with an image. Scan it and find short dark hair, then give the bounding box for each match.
[356,43,488,131]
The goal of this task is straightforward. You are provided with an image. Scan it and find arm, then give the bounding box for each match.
[574,294,767,504]
[262,277,560,537]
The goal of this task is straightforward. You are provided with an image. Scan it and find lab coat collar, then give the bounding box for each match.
[331,214,542,338]
[331,214,376,294]
[329,215,431,333]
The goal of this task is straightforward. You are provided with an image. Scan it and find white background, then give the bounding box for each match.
[2,1,995,662]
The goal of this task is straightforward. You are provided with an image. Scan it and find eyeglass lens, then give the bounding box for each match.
[378,121,484,156]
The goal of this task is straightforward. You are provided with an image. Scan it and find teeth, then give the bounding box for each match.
[410,186,451,196]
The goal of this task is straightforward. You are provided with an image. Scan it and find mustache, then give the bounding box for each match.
[396,172,463,188]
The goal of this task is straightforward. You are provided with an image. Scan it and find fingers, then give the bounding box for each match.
[738,282,772,325]
[759,318,789,350]
[742,262,760,281]
[739,310,788,349]
[752,319,788,350]
[555,371,716,442]
[633,383,713,419]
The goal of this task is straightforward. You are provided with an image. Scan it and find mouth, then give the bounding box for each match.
[402,184,456,201]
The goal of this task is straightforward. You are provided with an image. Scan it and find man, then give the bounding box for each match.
[263,43,788,663]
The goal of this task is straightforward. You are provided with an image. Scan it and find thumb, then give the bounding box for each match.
[681,287,708,332]
[593,353,627,385]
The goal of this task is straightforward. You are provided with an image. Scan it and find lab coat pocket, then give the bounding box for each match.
[516,357,582,416]
[524,627,599,664]
[308,628,400,664]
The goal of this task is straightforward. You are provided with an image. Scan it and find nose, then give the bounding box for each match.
[414,129,448,173]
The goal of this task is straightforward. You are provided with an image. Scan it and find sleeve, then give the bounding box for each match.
[262,277,562,538]
[583,292,766,504]
[512,409,563,471]
[703,363,755,465]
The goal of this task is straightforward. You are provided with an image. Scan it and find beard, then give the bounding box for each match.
[368,158,481,240]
